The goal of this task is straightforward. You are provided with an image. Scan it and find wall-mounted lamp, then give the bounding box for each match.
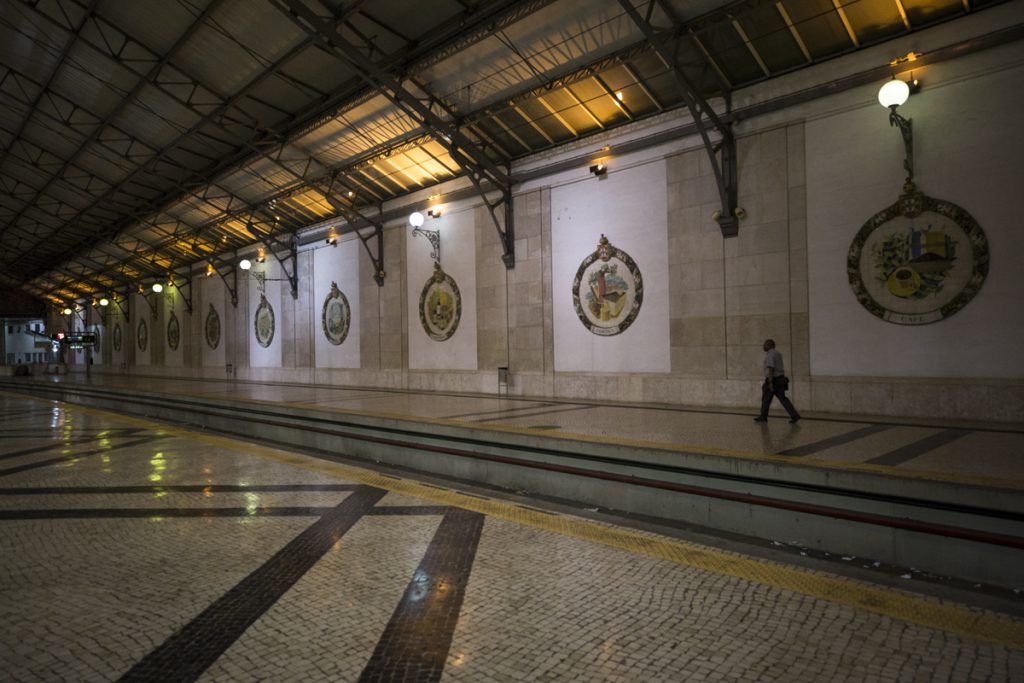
[879,77,916,181]
[99,298,109,307]
[151,283,163,293]
[427,207,443,219]
[206,263,215,277]
[256,248,266,263]
[589,163,607,177]
[326,232,338,246]
[239,259,252,271]
[62,307,72,315]
[409,211,440,263]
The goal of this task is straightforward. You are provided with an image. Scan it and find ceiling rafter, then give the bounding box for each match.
[274,0,518,267]
[14,0,459,293]
[3,0,1001,307]
[618,0,740,236]
[8,0,326,266]
[776,2,812,63]
[0,0,98,178]
[832,0,862,48]
[14,0,559,298]
[1,0,232,258]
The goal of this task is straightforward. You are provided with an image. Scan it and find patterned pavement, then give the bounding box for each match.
[1,392,1022,682]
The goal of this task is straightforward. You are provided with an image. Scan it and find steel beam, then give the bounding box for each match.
[618,0,741,237]
[318,175,386,287]
[246,222,298,300]
[273,0,517,268]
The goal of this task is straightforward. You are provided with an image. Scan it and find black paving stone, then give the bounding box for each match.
[117,485,386,682]
[866,429,970,466]
[0,484,361,495]
[0,436,167,478]
[358,507,485,683]
[473,404,593,423]
[0,506,337,520]
[367,506,451,516]
[0,438,98,461]
[779,424,893,456]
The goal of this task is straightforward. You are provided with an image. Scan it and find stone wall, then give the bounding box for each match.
[72,20,1024,423]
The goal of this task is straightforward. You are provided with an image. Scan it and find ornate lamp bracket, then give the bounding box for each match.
[411,226,441,264]
[888,106,914,181]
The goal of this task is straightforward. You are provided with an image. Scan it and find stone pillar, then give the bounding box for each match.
[378,227,405,372]
[667,145,726,406]
[360,236,382,373]
[293,250,314,371]
[475,203,510,376]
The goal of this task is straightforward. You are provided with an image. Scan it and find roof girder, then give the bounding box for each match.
[272,0,517,267]
[618,0,740,237]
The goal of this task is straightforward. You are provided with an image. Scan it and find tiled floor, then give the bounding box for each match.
[1,392,1022,682]
[14,373,1024,486]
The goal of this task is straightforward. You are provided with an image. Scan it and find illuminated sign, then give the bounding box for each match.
[52,332,95,345]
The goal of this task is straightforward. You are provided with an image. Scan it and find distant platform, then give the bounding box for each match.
[2,372,1023,589]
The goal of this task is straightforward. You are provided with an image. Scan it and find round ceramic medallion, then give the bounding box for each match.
[848,181,989,325]
[419,262,461,342]
[321,281,351,346]
[205,304,220,350]
[572,234,644,336]
[113,323,122,351]
[167,311,180,351]
[137,319,148,351]
[254,294,275,348]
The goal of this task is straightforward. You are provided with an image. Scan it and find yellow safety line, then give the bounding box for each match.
[190,431,1024,652]
[7,392,1021,651]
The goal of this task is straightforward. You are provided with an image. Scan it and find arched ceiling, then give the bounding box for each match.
[0,0,1009,307]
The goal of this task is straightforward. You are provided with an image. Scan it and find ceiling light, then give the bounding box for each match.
[878,78,910,109]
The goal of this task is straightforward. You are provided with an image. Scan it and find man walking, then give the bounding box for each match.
[754,339,800,424]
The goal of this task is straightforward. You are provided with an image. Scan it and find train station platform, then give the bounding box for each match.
[1,374,1023,680]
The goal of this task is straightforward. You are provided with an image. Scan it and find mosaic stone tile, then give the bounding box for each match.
[0,394,1021,683]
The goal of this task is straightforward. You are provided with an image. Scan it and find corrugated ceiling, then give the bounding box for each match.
[0,0,1013,306]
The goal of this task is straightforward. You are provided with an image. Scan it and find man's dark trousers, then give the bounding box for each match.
[760,376,800,420]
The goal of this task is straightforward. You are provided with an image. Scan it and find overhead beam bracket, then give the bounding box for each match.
[247,223,298,300]
[617,0,741,237]
[325,199,387,287]
[273,0,516,266]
